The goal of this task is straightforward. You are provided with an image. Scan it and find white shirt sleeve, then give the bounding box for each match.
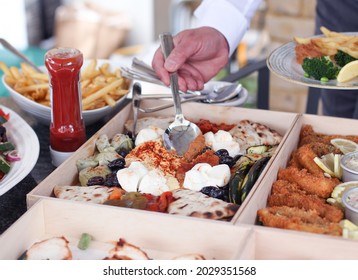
[194,0,262,56]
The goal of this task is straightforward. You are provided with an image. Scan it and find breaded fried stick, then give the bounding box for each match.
[299,125,328,146]
[277,167,340,199]
[271,180,309,196]
[296,144,325,176]
[257,206,342,236]
[267,193,344,223]
[287,151,303,169]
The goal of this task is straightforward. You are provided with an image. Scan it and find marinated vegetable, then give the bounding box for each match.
[77,233,93,250]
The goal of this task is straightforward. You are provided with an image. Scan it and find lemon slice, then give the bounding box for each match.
[337,60,358,83]
[314,153,335,177]
[334,154,343,179]
[330,138,358,155]
[327,181,358,208]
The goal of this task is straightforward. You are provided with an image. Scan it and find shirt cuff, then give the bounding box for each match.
[194,0,249,56]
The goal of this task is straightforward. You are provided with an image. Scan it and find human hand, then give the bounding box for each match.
[152,27,229,92]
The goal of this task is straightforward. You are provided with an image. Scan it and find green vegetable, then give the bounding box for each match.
[231,155,254,174]
[104,192,148,209]
[334,50,357,67]
[78,164,111,186]
[247,145,269,155]
[78,233,93,250]
[229,159,253,205]
[110,133,134,153]
[239,156,270,203]
[0,142,15,152]
[0,155,10,174]
[302,56,340,80]
[320,77,329,82]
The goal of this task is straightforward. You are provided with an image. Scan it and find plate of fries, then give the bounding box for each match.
[1,59,132,125]
[267,28,358,89]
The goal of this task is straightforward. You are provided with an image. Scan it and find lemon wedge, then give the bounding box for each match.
[337,60,358,83]
[334,154,343,179]
[327,181,358,208]
[330,138,358,155]
[314,153,335,177]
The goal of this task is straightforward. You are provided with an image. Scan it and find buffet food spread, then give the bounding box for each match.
[1,27,358,260]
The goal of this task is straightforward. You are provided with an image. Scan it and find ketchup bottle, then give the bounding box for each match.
[45,47,87,166]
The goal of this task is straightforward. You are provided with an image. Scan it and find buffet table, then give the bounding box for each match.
[0,96,130,234]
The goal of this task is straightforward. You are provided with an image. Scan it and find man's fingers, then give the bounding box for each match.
[152,48,170,86]
[164,39,198,72]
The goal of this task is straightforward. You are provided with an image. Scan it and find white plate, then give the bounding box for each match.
[0,106,40,196]
[267,33,358,90]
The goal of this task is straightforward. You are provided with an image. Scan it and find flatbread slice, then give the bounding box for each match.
[229,119,282,152]
[168,189,239,220]
[104,238,150,260]
[53,185,113,204]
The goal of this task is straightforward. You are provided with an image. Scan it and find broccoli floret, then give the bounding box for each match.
[302,56,340,81]
[334,50,357,67]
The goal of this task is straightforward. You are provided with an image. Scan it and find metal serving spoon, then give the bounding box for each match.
[159,33,201,156]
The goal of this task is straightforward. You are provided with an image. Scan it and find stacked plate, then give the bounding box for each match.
[121,58,248,110]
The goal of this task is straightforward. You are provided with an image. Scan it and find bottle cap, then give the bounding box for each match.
[49,146,75,167]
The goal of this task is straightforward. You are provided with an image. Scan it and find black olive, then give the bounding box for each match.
[117,148,129,158]
[87,176,105,186]
[219,156,235,168]
[107,158,125,171]
[215,149,229,158]
[104,172,120,187]
[200,186,227,201]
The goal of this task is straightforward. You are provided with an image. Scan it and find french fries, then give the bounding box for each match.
[0,59,131,110]
[295,26,358,59]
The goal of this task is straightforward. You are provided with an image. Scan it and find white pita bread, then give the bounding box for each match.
[229,119,282,152]
[168,189,239,220]
[53,185,113,204]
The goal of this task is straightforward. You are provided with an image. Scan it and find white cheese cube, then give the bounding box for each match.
[206,164,231,187]
[116,162,148,192]
[138,169,170,196]
[183,169,209,191]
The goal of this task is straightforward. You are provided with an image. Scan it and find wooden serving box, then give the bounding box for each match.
[237,226,358,259]
[27,99,299,223]
[234,114,358,255]
[0,199,252,260]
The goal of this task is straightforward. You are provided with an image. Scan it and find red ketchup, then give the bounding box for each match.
[45,48,86,166]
